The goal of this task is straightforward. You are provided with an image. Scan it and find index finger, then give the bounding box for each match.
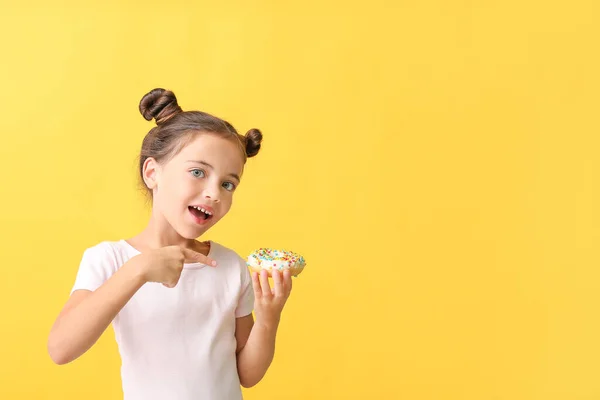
[181,247,217,267]
[283,269,292,296]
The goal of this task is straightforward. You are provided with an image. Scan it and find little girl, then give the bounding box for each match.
[48,88,293,400]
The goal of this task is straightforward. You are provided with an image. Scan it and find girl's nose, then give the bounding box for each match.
[203,186,220,203]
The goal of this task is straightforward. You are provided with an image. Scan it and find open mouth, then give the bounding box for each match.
[189,206,213,222]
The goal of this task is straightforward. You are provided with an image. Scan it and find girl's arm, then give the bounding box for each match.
[235,269,292,388]
[48,246,215,365]
[47,259,146,365]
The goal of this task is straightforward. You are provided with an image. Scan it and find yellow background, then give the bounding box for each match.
[1,0,599,399]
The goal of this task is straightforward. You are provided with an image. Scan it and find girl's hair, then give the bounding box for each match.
[137,88,262,193]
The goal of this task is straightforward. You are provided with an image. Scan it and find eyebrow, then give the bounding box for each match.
[186,160,241,182]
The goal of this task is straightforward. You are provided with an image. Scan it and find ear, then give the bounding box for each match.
[142,157,161,190]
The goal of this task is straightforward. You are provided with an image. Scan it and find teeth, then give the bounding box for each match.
[193,206,212,216]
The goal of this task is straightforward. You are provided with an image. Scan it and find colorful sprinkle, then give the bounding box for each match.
[246,248,307,276]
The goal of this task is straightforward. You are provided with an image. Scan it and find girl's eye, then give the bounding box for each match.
[222,182,236,191]
[191,169,205,178]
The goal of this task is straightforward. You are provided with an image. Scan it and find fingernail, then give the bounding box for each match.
[211,260,217,267]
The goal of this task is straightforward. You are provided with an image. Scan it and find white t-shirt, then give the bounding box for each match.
[71,239,255,400]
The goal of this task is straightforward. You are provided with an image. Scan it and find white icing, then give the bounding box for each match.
[246,249,306,273]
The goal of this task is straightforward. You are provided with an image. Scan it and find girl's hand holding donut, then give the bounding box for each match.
[251,269,292,328]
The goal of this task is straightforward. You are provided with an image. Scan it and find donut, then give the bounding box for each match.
[246,248,306,277]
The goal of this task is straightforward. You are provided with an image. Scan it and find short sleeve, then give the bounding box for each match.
[71,243,118,294]
[235,257,255,318]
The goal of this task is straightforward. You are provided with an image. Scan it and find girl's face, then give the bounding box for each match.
[149,133,245,239]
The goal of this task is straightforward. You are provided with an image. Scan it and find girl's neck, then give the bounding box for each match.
[127,214,209,255]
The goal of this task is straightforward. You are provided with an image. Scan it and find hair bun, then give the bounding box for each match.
[245,128,263,157]
[139,88,182,125]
